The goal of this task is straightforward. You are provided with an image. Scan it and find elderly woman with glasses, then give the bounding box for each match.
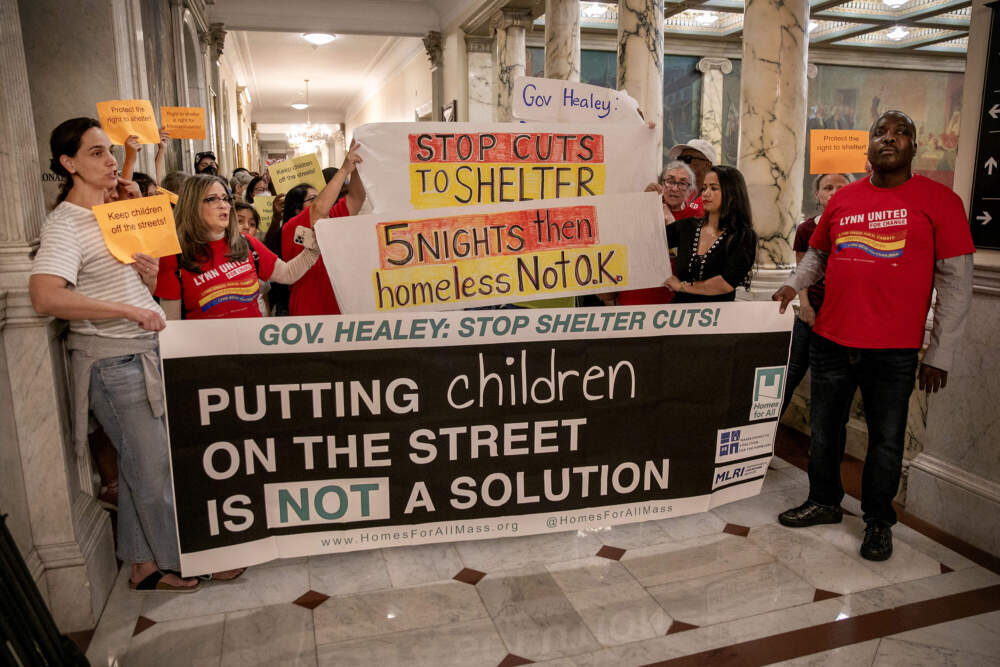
[155,174,320,319]
[616,160,703,306]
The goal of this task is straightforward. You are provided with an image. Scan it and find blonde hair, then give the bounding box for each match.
[174,174,249,272]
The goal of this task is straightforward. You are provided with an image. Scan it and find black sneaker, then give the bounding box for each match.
[778,501,843,527]
[861,521,893,561]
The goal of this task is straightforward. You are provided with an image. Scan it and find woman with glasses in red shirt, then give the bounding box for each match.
[155,174,320,319]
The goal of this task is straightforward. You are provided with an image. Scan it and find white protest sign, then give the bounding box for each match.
[352,121,659,214]
[314,192,670,313]
[512,76,643,124]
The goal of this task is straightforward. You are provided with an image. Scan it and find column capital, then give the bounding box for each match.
[697,57,733,75]
[423,30,443,68]
[465,35,493,53]
[490,7,533,34]
[205,22,226,61]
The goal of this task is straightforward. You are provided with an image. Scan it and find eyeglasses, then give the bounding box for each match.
[676,154,709,165]
[662,178,691,189]
[203,195,234,205]
[303,195,318,204]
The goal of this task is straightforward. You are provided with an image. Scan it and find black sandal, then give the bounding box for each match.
[128,570,201,593]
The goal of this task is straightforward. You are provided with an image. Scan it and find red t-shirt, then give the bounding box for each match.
[673,194,702,221]
[809,175,974,349]
[156,234,278,319]
[282,198,350,316]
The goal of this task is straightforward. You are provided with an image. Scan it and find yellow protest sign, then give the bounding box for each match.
[161,106,207,140]
[156,186,179,205]
[253,195,276,234]
[92,195,181,263]
[809,130,869,174]
[96,99,160,145]
[269,153,326,195]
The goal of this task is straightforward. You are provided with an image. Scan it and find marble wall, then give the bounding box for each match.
[493,9,530,122]
[467,36,495,123]
[907,266,1000,554]
[617,0,663,174]
[697,58,732,168]
[544,0,580,82]
[737,0,808,283]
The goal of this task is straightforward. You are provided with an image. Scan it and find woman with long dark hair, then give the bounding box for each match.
[29,118,199,592]
[155,174,320,320]
[664,165,757,303]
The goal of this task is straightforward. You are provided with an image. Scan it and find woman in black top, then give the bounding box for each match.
[665,165,757,303]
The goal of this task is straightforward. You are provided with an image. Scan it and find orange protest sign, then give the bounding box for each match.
[156,186,179,205]
[809,130,869,174]
[96,99,160,145]
[92,195,181,263]
[161,106,207,140]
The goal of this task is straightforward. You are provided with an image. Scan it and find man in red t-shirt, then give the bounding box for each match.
[282,143,365,315]
[773,110,974,561]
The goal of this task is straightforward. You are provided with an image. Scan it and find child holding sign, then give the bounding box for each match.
[29,117,199,593]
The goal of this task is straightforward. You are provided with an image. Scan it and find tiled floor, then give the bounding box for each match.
[84,435,1000,667]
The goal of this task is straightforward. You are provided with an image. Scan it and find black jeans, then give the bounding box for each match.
[782,316,813,417]
[807,334,918,525]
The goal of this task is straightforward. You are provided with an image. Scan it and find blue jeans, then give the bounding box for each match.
[781,316,813,417]
[807,334,918,525]
[88,353,180,569]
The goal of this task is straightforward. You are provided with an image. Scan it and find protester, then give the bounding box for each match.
[230,170,253,202]
[132,172,157,197]
[617,160,703,306]
[161,170,189,195]
[29,117,199,593]
[245,175,274,203]
[156,175,320,320]
[773,110,975,561]
[663,165,757,302]
[120,127,171,189]
[194,150,218,175]
[234,202,259,237]
[282,142,365,316]
[781,172,854,417]
[667,138,716,194]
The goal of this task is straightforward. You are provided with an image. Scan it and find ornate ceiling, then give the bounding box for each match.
[560,0,969,54]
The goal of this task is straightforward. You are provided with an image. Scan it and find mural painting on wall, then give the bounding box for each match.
[801,64,963,213]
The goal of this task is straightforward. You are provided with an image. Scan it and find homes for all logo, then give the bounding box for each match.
[750,366,785,421]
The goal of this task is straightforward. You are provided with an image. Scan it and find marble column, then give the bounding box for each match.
[737,0,809,298]
[491,8,531,122]
[202,22,226,159]
[466,36,495,122]
[423,31,445,122]
[697,58,732,166]
[544,0,580,82]
[617,0,663,175]
[1,0,117,631]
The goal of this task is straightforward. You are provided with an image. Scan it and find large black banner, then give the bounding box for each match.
[160,304,791,574]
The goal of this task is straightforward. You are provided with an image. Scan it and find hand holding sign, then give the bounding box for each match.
[96,100,161,145]
[92,194,181,263]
